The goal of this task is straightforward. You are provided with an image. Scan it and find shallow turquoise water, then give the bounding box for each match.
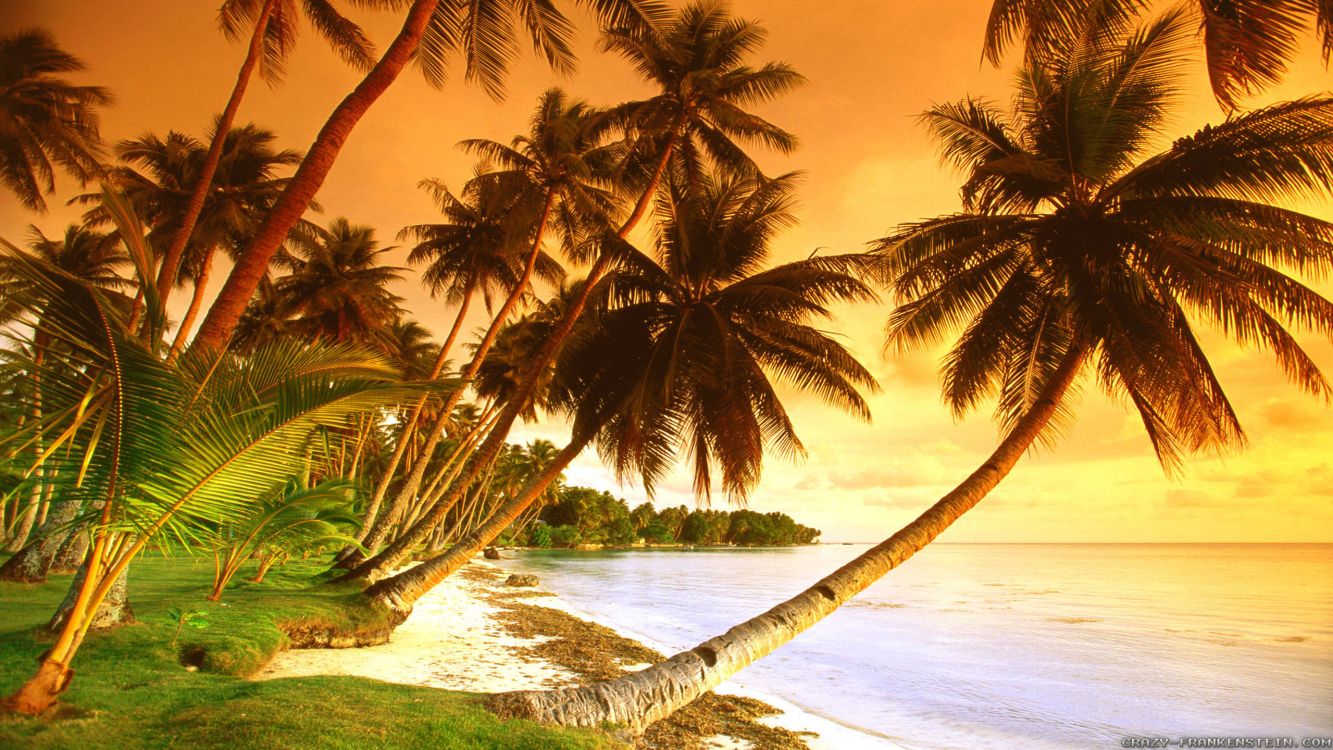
[497,543,1333,749]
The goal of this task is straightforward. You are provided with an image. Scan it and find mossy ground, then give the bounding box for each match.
[0,554,622,749]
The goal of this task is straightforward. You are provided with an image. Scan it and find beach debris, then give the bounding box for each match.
[505,574,540,587]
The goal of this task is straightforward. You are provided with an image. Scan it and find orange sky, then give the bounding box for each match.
[4,1,1332,542]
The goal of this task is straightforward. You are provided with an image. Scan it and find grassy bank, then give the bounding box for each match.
[0,555,622,749]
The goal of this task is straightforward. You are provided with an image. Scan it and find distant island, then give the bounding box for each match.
[498,485,821,549]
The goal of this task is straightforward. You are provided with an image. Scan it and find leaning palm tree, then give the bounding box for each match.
[155,0,377,307]
[352,90,614,561]
[0,28,111,212]
[0,242,429,714]
[362,170,878,616]
[191,0,668,353]
[0,225,128,572]
[983,0,1333,111]
[343,2,805,580]
[487,9,1333,730]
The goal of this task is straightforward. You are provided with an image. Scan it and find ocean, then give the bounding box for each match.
[497,543,1333,749]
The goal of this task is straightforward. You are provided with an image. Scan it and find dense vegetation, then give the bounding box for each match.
[505,486,820,548]
[2,0,1331,740]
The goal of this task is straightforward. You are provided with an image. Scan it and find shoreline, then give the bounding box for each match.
[255,556,900,749]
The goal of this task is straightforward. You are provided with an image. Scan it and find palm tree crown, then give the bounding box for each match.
[276,218,406,349]
[883,8,1333,470]
[553,171,878,500]
[983,0,1333,111]
[602,1,806,185]
[0,28,112,212]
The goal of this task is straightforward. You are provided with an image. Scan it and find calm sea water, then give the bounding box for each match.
[498,544,1333,749]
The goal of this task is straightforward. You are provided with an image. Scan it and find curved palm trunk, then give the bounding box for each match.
[349,191,555,561]
[192,0,444,353]
[167,244,217,362]
[346,136,680,581]
[487,348,1086,730]
[348,287,474,550]
[364,439,583,615]
[156,0,277,305]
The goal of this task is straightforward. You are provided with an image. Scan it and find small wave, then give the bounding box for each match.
[1049,617,1100,624]
[1273,635,1310,643]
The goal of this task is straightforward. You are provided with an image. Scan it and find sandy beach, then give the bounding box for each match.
[255,557,900,749]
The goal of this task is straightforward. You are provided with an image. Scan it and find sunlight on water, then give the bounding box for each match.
[500,544,1333,749]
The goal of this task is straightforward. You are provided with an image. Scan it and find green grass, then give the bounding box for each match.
[0,554,623,749]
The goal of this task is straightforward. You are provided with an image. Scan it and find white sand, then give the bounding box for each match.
[255,556,904,749]
[254,560,575,692]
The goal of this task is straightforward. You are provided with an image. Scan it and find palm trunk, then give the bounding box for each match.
[191,0,444,353]
[167,244,217,362]
[349,190,556,561]
[0,496,81,583]
[156,0,277,305]
[49,523,89,575]
[364,440,582,615]
[488,348,1086,730]
[346,144,677,582]
[349,287,474,550]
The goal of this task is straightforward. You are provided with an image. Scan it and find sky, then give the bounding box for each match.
[4,1,1332,543]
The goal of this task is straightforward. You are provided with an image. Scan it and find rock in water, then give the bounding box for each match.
[483,547,501,560]
[505,574,539,587]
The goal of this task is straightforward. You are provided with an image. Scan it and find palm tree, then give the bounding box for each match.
[342,170,553,554]
[97,123,302,357]
[489,9,1333,729]
[0,225,128,568]
[155,0,377,307]
[601,0,806,222]
[191,0,668,353]
[0,243,426,714]
[362,171,878,617]
[351,90,613,560]
[0,28,111,212]
[276,218,406,350]
[982,0,1333,111]
[343,2,805,580]
[230,275,289,353]
[384,317,440,379]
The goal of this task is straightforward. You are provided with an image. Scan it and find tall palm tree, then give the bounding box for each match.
[343,2,804,580]
[351,89,613,560]
[97,123,302,357]
[362,171,878,616]
[276,217,405,350]
[340,170,553,554]
[489,9,1333,729]
[983,0,1333,111]
[191,0,668,354]
[156,0,377,307]
[0,28,111,212]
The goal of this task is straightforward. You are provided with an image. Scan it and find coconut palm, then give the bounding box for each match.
[155,0,377,306]
[0,29,111,212]
[362,170,878,617]
[343,3,804,580]
[0,225,127,572]
[0,241,428,714]
[384,317,440,380]
[341,171,554,555]
[983,0,1333,111]
[191,0,668,353]
[494,9,1333,729]
[95,123,302,357]
[275,218,406,350]
[352,90,614,561]
[601,0,806,221]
